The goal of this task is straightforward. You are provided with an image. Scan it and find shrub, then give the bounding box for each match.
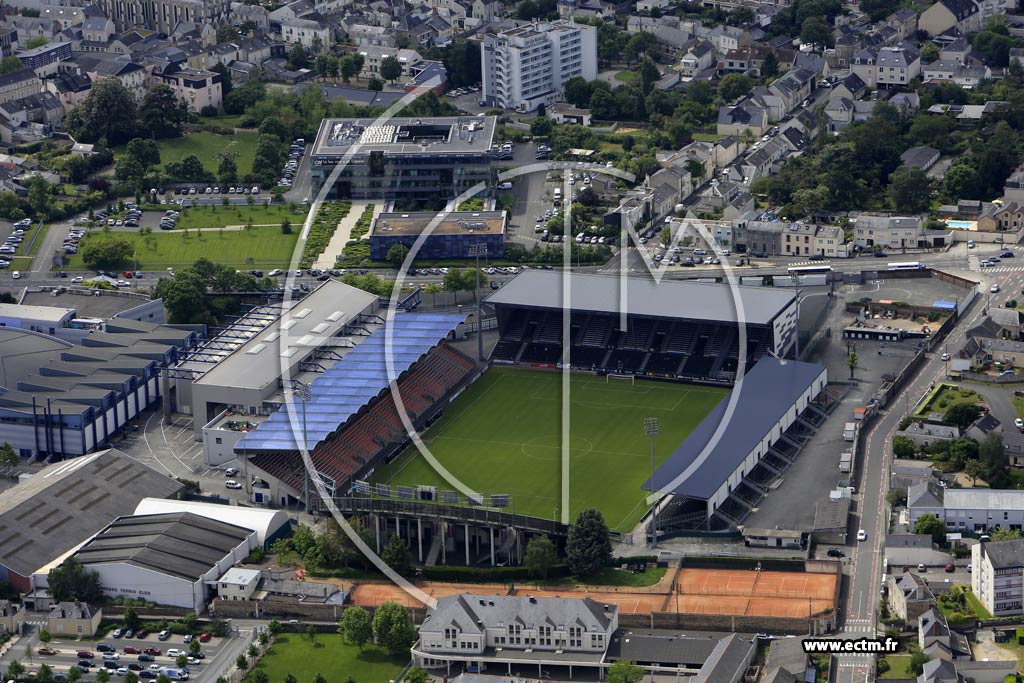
[299,201,351,267]
[421,564,572,582]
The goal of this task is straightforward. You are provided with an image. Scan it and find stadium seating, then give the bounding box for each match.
[250,344,477,497]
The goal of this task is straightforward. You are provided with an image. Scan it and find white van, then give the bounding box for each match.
[497,181,512,190]
[553,187,562,200]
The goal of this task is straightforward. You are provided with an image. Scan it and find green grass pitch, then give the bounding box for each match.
[372,367,725,533]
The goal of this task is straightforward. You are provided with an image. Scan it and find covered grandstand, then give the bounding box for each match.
[487,272,798,382]
[644,358,832,531]
[235,313,476,507]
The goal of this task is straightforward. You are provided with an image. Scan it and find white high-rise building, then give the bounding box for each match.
[481,19,598,113]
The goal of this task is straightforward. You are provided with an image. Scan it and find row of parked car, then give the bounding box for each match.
[175,186,260,196]
[278,138,305,189]
[0,219,30,265]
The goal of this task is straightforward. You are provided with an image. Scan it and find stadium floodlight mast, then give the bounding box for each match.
[293,380,313,513]
[467,242,487,361]
[644,417,660,549]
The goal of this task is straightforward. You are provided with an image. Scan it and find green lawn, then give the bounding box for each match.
[64,227,300,269]
[614,71,637,83]
[535,565,666,587]
[916,384,982,418]
[247,634,406,683]
[880,655,914,679]
[172,204,309,230]
[120,130,261,176]
[373,368,725,532]
[965,586,993,619]
[692,133,723,142]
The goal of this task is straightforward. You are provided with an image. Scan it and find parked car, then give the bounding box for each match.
[38,647,57,656]
[826,548,845,558]
[198,634,211,643]
[124,647,142,655]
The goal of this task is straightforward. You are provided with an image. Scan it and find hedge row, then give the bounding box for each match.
[420,564,572,582]
[300,201,351,267]
[349,204,375,241]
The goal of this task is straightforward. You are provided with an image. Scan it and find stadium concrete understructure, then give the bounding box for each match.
[486,271,799,382]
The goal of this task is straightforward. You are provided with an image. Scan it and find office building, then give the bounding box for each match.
[309,116,496,202]
[369,211,506,260]
[481,19,597,112]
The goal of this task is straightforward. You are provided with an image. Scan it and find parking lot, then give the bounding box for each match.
[1,628,232,683]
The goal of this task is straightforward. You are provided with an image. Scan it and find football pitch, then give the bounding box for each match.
[371,367,725,533]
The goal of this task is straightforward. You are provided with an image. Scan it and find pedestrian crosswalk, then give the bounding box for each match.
[791,260,833,266]
[981,266,1024,272]
[845,618,873,634]
[26,618,46,627]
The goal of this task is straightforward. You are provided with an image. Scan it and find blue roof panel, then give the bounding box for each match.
[236,313,465,452]
[643,358,826,500]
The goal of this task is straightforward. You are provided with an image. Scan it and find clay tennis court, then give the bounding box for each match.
[346,568,836,618]
[674,568,836,617]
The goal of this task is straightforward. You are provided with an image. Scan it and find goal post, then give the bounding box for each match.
[606,373,635,385]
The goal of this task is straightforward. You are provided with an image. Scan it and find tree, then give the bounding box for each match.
[268,619,283,636]
[530,116,553,137]
[216,24,238,43]
[189,639,201,656]
[0,56,22,75]
[944,161,981,200]
[913,513,947,544]
[123,606,141,631]
[175,655,188,670]
[524,535,558,579]
[566,508,612,576]
[139,84,188,139]
[97,668,111,683]
[305,625,318,647]
[38,629,51,644]
[165,154,209,182]
[386,243,410,269]
[7,660,25,682]
[218,156,238,184]
[372,602,417,656]
[888,167,931,213]
[992,527,1022,541]
[25,641,33,665]
[340,55,359,83]
[156,675,172,683]
[718,74,752,102]
[235,654,248,671]
[563,76,592,108]
[979,431,1006,477]
[67,666,83,683]
[944,403,981,430]
[126,672,139,683]
[800,15,834,49]
[405,669,430,683]
[37,664,54,683]
[368,75,384,92]
[892,436,916,459]
[313,674,326,683]
[338,606,373,651]
[381,533,413,576]
[25,36,47,49]
[909,650,930,676]
[281,217,292,235]
[48,557,102,602]
[250,672,268,683]
[288,44,309,70]
[847,350,858,380]
[607,660,645,683]
[0,442,17,467]
[760,52,779,79]
[380,55,403,83]
[81,237,134,271]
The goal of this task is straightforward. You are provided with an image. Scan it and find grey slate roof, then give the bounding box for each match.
[422,594,616,637]
[0,449,182,577]
[908,481,944,509]
[74,512,252,582]
[487,271,795,326]
[980,538,1024,569]
[645,358,826,499]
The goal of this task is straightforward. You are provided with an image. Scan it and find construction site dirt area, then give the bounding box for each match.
[345,568,837,618]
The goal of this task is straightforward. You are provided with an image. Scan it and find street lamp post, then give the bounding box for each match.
[644,417,660,549]
[293,380,313,513]
[468,243,487,361]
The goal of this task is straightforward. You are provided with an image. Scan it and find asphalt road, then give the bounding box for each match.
[834,282,989,683]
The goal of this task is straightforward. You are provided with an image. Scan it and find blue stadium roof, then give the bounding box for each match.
[235,313,465,452]
[644,358,827,501]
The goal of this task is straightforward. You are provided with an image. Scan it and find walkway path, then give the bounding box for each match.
[313,201,381,269]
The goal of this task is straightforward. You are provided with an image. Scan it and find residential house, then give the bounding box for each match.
[831,72,867,100]
[824,96,857,132]
[155,66,221,112]
[886,572,934,622]
[547,103,592,126]
[1005,430,1024,467]
[939,37,971,64]
[890,92,921,114]
[977,201,1024,232]
[0,601,24,635]
[680,41,714,78]
[778,222,818,257]
[876,46,921,88]
[359,46,422,79]
[887,7,918,41]
[919,0,981,37]
[919,607,971,660]
[813,225,844,257]
[1004,166,1024,202]
[0,68,41,105]
[748,86,786,121]
[48,602,102,637]
[717,101,768,136]
[81,16,114,43]
[894,420,960,448]
[853,214,924,249]
[280,16,331,50]
[77,57,147,101]
[768,67,814,114]
[0,91,64,136]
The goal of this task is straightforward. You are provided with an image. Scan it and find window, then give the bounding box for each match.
[215,437,222,444]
